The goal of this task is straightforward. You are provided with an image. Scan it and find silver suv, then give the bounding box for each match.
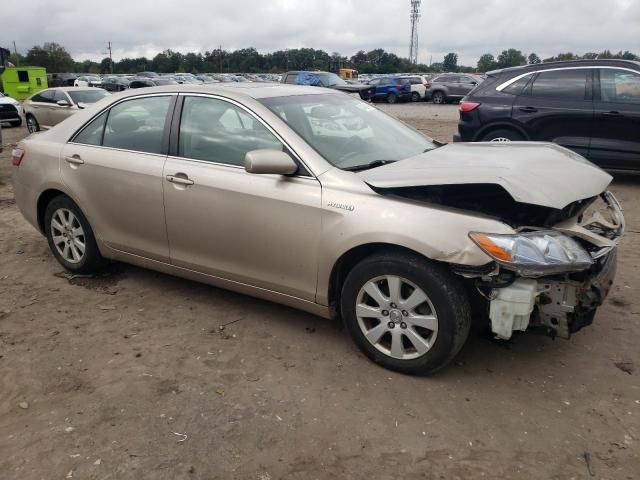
[427,74,482,104]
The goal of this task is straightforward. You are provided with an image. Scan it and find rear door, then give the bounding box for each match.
[512,68,594,157]
[61,94,174,261]
[590,68,640,169]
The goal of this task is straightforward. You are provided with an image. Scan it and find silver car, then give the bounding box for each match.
[11,84,624,374]
[23,87,110,133]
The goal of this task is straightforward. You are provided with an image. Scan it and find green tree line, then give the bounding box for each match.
[7,42,639,75]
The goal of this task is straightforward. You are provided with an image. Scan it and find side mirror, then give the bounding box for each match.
[77,102,87,109]
[244,149,298,175]
[56,99,70,107]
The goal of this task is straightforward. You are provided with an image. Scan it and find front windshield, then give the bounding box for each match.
[68,90,110,104]
[318,73,346,87]
[260,93,436,170]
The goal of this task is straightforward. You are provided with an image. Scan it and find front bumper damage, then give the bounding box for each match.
[488,249,616,339]
[464,191,624,340]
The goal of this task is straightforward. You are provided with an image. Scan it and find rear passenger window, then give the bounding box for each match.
[503,75,532,95]
[102,96,172,154]
[600,69,640,104]
[73,111,108,146]
[531,69,589,101]
[179,96,283,166]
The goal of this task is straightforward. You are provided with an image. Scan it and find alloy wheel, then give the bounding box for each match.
[27,116,37,133]
[50,208,86,264]
[355,275,438,360]
[489,137,512,143]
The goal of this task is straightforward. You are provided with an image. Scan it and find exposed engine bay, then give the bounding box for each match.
[375,184,625,340]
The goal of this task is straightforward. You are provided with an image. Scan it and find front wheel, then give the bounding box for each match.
[341,252,471,375]
[410,92,420,102]
[44,195,106,274]
[386,92,398,104]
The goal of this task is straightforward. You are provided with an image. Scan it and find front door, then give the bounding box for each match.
[512,68,594,157]
[590,68,640,170]
[49,90,75,127]
[162,95,322,301]
[61,94,174,261]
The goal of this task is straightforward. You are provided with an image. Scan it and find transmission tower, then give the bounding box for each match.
[409,0,421,64]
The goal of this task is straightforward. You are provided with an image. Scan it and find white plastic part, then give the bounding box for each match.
[489,279,539,340]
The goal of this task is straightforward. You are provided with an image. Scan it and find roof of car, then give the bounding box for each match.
[45,87,106,92]
[487,59,640,76]
[112,83,341,100]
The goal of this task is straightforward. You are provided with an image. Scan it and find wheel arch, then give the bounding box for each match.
[37,188,69,233]
[326,243,439,319]
[473,122,529,142]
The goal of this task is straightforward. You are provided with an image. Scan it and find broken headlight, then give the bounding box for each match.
[469,231,593,276]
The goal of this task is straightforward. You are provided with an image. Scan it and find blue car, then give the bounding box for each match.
[367,77,412,104]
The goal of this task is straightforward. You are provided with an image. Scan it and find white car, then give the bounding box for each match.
[401,75,432,102]
[74,76,103,88]
[0,92,24,127]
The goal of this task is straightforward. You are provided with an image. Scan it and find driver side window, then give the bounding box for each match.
[178,96,283,166]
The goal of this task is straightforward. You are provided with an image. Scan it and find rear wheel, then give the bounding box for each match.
[11,119,22,127]
[410,92,420,102]
[44,195,106,274]
[386,92,398,104]
[431,91,445,104]
[26,114,39,133]
[481,129,524,142]
[340,252,471,375]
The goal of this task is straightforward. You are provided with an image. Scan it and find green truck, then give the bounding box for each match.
[0,66,48,100]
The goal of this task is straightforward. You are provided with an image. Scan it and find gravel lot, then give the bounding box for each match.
[1,106,639,480]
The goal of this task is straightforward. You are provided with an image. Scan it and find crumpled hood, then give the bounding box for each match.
[358,142,612,209]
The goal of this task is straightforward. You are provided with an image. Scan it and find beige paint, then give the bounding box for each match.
[12,84,614,318]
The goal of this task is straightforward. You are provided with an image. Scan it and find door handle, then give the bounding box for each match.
[602,111,622,117]
[166,174,194,186]
[64,155,84,165]
[519,106,538,113]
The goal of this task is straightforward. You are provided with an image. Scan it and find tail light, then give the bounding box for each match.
[12,147,25,166]
[424,82,432,88]
[460,101,481,113]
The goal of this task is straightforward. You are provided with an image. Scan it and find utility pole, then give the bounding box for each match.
[107,41,113,73]
[409,1,421,65]
[219,45,223,73]
[12,40,19,66]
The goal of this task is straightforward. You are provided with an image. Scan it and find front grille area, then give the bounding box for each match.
[0,104,19,121]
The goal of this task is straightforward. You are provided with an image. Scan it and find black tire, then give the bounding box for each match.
[44,195,106,274]
[481,129,524,142]
[410,92,420,102]
[386,92,398,104]
[431,91,446,104]
[11,119,22,127]
[340,252,471,375]
[26,114,40,133]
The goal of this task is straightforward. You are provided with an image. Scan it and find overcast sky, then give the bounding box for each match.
[3,0,639,66]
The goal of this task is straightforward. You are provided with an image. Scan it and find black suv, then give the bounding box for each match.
[454,59,640,171]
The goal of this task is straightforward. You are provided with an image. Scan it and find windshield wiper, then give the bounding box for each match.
[343,160,397,172]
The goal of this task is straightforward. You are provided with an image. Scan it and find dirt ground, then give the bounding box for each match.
[1,106,639,480]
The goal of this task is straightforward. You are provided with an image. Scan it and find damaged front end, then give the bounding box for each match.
[461,192,624,340]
